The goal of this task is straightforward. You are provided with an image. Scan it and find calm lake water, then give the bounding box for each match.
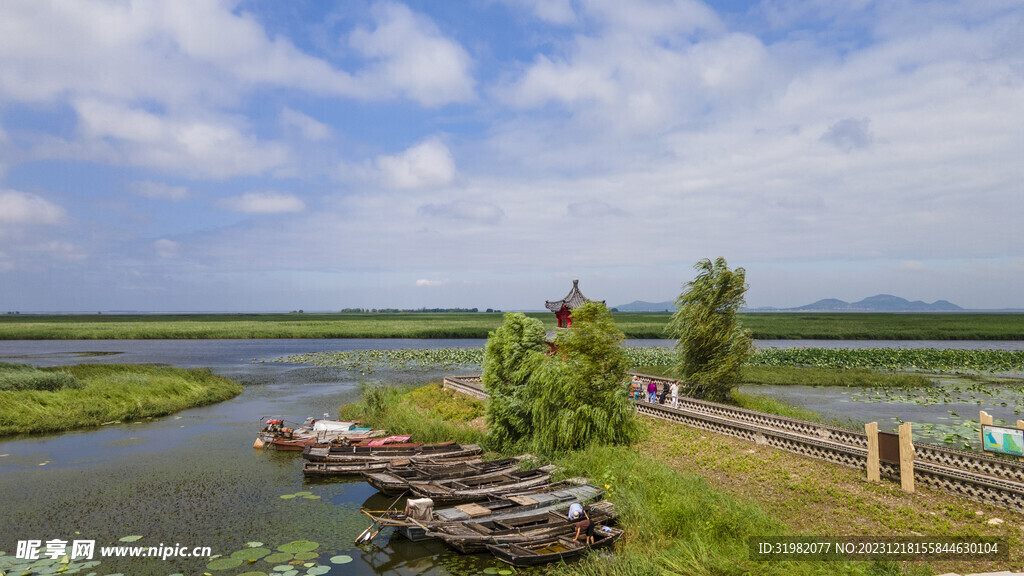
[1,338,1023,575]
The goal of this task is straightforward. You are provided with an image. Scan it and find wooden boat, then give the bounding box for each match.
[361,480,603,542]
[486,526,623,566]
[425,500,617,553]
[303,442,482,463]
[363,457,522,495]
[407,464,557,504]
[302,454,486,478]
[254,417,384,450]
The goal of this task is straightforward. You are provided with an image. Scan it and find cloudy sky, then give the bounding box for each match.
[1,0,1022,312]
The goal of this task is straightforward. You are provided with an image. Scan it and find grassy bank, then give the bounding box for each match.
[0,363,243,436]
[2,311,1023,340]
[344,382,1024,575]
[337,382,486,446]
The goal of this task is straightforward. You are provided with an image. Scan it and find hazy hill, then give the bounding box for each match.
[615,294,964,312]
[792,294,963,312]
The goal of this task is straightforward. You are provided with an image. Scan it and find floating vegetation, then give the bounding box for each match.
[270,346,1024,376]
[208,557,245,570]
[276,541,318,554]
[118,535,143,542]
[279,491,320,500]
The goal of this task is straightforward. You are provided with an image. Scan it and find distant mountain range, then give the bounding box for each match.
[614,294,965,313]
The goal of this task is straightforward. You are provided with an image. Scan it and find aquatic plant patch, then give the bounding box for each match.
[272,346,1024,375]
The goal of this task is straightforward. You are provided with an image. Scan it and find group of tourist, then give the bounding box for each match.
[630,377,679,409]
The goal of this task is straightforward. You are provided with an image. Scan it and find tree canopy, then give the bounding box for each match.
[666,257,753,402]
[482,303,637,455]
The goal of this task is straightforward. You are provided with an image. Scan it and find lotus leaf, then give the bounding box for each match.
[279,495,296,500]
[118,536,143,543]
[262,553,293,564]
[277,541,318,554]
[291,552,317,561]
[306,567,330,576]
[272,566,292,572]
[236,572,270,576]
[207,558,243,570]
[245,542,264,548]
[328,556,352,565]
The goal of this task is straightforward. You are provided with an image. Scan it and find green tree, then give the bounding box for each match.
[529,301,637,454]
[667,257,753,402]
[482,303,638,455]
[481,312,546,452]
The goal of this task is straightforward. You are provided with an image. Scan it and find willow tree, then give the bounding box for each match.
[528,301,637,454]
[481,312,546,452]
[667,257,753,402]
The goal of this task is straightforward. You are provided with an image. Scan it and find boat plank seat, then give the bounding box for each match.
[454,503,493,517]
[507,495,537,506]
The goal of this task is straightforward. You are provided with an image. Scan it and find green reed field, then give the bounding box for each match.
[0,363,243,436]
[1,311,1023,340]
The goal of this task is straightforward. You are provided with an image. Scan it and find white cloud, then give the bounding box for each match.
[221,192,305,214]
[0,0,473,108]
[132,181,191,201]
[0,190,66,225]
[418,201,504,223]
[281,108,331,142]
[72,99,288,179]
[154,239,180,259]
[376,138,456,189]
[503,0,576,24]
[33,241,86,262]
[415,279,445,287]
[350,2,475,106]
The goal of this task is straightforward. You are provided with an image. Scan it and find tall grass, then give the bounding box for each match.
[542,444,908,575]
[0,362,82,391]
[338,382,485,445]
[0,364,242,436]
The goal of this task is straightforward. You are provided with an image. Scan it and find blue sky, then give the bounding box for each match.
[1,0,1022,312]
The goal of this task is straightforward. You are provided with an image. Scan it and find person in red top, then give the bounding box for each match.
[573,507,595,545]
[646,380,657,403]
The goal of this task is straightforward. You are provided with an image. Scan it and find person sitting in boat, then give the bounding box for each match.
[573,507,594,546]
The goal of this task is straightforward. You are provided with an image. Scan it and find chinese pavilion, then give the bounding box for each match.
[545,279,605,328]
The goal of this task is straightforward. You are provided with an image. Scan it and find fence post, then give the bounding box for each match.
[899,422,914,493]
[865,422,880,482]
[1017,420,1024,462]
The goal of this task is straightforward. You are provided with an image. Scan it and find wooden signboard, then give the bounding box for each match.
[878,431,901,465]
[981,424,1024,457]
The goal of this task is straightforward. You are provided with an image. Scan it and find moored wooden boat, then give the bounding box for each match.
[486,526,623,566]
[255,417,386,450]
[363,457,522,495]
[361,480,603,542]
[303,442,482,463]
[426,500,617,554]
[302,454,487,478]
[406,464,557,504]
